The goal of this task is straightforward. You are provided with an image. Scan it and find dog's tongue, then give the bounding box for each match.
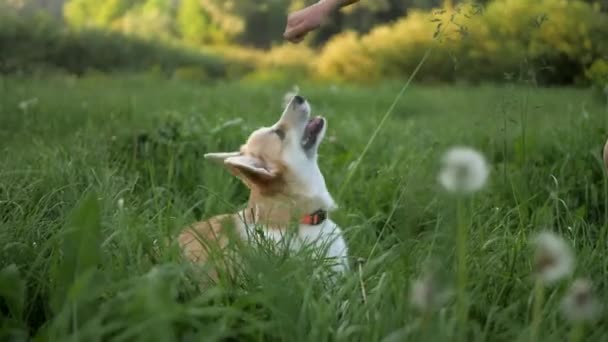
[306,116,323,135]
[302,116,324,150]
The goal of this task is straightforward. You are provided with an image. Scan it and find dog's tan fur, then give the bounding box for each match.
[178,96,345,272]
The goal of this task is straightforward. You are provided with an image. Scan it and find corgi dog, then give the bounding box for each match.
[178,95,349,275]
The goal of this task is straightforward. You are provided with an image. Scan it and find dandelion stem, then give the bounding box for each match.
[569,323,584,342]
[336,48,432,200]
[602,159,608,249]
[530,279,545,342]
[456,198,469,330]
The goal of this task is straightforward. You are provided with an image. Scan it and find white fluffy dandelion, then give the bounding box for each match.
[409,272,452,312]
[532,231,575,285]
[438,146,489,194]
[117,198,125,209]
[18,98,38,111]
[282,85,300,108]
[560,278,602,322]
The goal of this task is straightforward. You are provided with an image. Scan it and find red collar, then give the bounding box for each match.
[300,209,327,225]
[244,208,328,226]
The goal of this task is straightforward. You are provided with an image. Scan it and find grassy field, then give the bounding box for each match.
[1,74,608,341]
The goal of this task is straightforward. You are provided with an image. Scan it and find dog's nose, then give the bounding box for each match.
[293,95,305,105]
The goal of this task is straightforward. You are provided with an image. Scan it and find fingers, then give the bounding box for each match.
[284,20,308,43]
[284,29,306,43]
[288,34,306,43]
[284,2,328,43]
[284,19,322,43]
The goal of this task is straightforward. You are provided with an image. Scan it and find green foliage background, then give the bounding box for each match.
[2,0,608,340]
[1,75,608,341]
[1,0,607,85]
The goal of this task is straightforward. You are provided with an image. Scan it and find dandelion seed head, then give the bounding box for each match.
[409,270,452,312]
[18,98,38,111]
[410,275,433,311]
[438,146,489,194]
[560,278,602,323]
[117,198,125,209]
[532,231,575,285]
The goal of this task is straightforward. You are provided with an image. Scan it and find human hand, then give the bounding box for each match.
[283,0,337,43]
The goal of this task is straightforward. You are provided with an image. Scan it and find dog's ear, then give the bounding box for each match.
[224,155,277,183]
[205,152,282,193]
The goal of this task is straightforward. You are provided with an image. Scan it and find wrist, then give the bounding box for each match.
[317,0,340,12]
[333,0,359,7]
[318,0,355,11]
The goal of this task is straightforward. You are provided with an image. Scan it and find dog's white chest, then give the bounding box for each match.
[238,214,348,273]
[297,220,349,273]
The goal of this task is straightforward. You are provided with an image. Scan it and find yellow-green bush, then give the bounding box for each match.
[172,65,209,82]
[460,0,608,84]
[261,44,315,73]
[586,59,608,88]
[316,0,608,85]
[363,8,466,83]
[209,43,314,80]
[316,4,477,83]
[455,0,531,82]
[315,31,379,82]
[0,10,228,77]
[206,45,263,78]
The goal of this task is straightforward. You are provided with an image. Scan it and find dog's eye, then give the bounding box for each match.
[273,128,285,140]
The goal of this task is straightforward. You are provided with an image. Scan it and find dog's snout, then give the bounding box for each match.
[280,94,311,124]
[293,95,305,105]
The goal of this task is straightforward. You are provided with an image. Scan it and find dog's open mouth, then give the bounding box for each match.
[301,116,324,150]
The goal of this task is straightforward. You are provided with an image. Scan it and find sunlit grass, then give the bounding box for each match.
[1,74,608,341]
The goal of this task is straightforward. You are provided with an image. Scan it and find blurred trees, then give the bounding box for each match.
[7,0,608,49]
[57,0,465,48]
[316,0,608,85]
[177,0,217,44]
[63,0,135,28]
[3,0,607,85]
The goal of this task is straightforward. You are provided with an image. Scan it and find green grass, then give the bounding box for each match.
[1,74,607,341]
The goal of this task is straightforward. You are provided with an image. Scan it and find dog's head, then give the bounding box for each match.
[205,95,336,211]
